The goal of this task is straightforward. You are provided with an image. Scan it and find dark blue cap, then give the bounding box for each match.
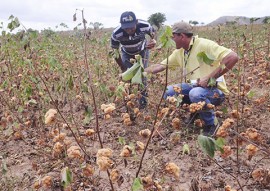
[120,11,137,29]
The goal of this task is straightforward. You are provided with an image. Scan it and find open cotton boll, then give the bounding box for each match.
[165,162,180,178]
[44,109,57,125]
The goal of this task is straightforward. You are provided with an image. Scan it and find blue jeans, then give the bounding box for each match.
[121,48,149,106]
[164,83,225,126]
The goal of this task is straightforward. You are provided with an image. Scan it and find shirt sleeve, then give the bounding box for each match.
[160,50,183,70]
[139,20,156,38]
[149,26,156,38]
[110,33,120,49]
[204,40,232,66]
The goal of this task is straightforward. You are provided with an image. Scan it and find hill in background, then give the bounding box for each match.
[207,16,270,26]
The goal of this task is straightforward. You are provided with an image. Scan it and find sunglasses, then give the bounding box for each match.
[172,32,181,36]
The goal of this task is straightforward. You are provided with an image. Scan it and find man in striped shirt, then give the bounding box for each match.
[111,11,156,108]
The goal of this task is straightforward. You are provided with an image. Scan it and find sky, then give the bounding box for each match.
[0,0,269,31]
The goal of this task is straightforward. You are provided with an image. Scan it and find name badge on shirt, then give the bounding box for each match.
[190,76,224,85]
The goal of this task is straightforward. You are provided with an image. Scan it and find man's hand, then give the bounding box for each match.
[197,77,209,88]
[146,39,156,49]
[118,73,123,81]
[120,67,126,72]
[145,63,166,74]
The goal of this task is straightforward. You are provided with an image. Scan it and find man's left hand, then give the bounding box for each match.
[197,77,209,87]
[146,39,156,49]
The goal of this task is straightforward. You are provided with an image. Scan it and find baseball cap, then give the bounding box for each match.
[120,11,137,29]
[172,21,193,34]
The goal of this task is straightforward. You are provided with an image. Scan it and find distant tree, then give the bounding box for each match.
[60,23,69,29]
[188,20,199,26]
[191,21,199,26]
[14,30,25,40]
[148,12,166,30]
[263,17,270,24]
[250,17,260,24]
[90,22,103,30]
[41,28,56,37]
[226,21,237,26]
[27,28,38,33]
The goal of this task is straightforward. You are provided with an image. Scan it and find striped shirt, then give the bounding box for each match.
[111,19,155,55]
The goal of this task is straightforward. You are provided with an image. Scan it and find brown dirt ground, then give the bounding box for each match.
[1,95,270,191]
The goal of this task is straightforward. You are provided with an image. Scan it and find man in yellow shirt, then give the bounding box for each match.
[145,21,238,136]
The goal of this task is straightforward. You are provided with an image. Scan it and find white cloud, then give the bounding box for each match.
[0,0,269,31]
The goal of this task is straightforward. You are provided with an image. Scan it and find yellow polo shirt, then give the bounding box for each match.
[161,35,232,94]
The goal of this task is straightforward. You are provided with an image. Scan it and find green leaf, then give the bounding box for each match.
[221,106,228,114]
[1,80,8,88]
[30,76,38,84]
[182,143,190,155]
[122,62,140,81]
[118,137,126,145]
[8,15,14,20]
[176,95,183,107]
[14,17,20,27]
[25,86,33,97]
[207,77,217,87]
[57,84,62,92]
[82,83,89,92]
[7,22,13,30]
[2,159,8,174]
[27,99,37,105]
[29,30,38,38]
[152,51,159,58]
[7,17,20,32]
[265,54,270,61]
[132,178,143,191]
[67,75,74,90]
[197,135,216,158]
[247,90,255,99]
[197,52,214,65]
[61,167,72,188]
[139,56,144,68]
[159,25,176,49]
[215,137,226,153]
[109,49,120,59]
[115,83,126,97]
[131,66,143,85]
[17,106,24,113]
[83,106,93,125]
[83,115,92,125]
[232,68,240,75]
[128,142,136,155]
[99,83,109,95]
[73,13,77,21]
[163,38,175,48]
[48,57,62,70]
[214,117,219,126]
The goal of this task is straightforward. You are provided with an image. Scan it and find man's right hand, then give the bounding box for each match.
[121,67,126,72]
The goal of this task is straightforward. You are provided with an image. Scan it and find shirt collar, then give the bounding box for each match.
[188,35,197,50]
